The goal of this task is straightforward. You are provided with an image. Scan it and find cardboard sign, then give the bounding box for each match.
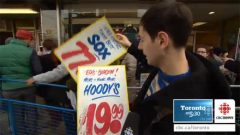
[55,17,127,81]
[77,65,129,135]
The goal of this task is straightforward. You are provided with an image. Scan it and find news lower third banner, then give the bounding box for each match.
[173,99,235,132]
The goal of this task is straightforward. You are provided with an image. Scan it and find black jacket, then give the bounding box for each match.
[225,60,240,84]
[40,53,58,72]
[37,53,69,106]
[128,40,155,80]
[129,51,231,134]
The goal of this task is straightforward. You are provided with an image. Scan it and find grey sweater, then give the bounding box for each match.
[33,63,68,83]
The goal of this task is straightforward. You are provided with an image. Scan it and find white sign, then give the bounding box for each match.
[77,65,129,135]
[214,99,235,123]
[55,17,127,81]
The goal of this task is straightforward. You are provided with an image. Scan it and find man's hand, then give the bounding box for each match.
[26,78,35,86]
[115,33,132,47]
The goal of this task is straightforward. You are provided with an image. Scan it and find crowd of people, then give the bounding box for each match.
[196,46,239,85]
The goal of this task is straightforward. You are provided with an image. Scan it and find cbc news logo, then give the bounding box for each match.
[219,103,231,115]
[215,99,235,123]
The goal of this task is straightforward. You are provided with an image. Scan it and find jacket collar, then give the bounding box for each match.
[10,39,28,47]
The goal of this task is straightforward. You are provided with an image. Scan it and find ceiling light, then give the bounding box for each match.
[193,22,207,27]
[208,11,215,15]
[0,8,38,14]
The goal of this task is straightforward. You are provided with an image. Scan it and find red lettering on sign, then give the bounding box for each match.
[61,41,96,70]
[85,104,96,135]
[83,102,123,135]
[94,102,111,134]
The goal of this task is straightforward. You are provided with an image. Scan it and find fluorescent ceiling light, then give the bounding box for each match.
[193,22,207,27]
[0,9,38,14]
[208,11,215,15]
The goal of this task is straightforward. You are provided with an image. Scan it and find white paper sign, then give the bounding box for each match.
[77,65,129,135]
[55,17,127,81]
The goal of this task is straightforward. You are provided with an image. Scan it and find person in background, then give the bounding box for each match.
[5,37,14,45]
[225,60,240,84]
[37,46,44,56]
[209,48,236,84]
[0,29,42,134]
[37,38,70,126]
[208,47,225,67]
[26,63,74,106]
[116,1,230,134]
[120,52,139,103]
[225,59,240,107]
[26,61,76,135]
[0,29,42,100]
[39,39,59,72]
[222,50,229,59]
[196,46,208,58]
[27,39,72,108]
[38,39,58,56]
[120,53,138,86]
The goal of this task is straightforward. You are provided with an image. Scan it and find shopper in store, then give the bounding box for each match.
[224,60,240,84]
[0,29,42,134]
[37,39,70,107]
[116,1,231,134]
[0,29,42,101]
[196,46,208,58]
[4,37,14,45]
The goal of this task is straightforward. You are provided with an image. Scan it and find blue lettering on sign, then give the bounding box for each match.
[87,34,111,60]
[107,77,115,81]
[111,36,121,49]
[103,25,112,36]
[99,29,107,40]
[84,78,93,82]
[84,83,120,100]
[105,40,114,49]
[113,83,120,95]
[97,78,105,81]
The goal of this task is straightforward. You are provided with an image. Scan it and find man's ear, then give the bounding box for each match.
[156,31,169,49]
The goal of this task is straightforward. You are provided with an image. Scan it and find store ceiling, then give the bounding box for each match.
[0,0,239,26]
[65,1,239,25]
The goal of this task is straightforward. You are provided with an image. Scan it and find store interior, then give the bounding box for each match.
[0,0,239,55]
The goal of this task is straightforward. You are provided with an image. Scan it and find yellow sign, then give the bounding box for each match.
[55,17,127,81]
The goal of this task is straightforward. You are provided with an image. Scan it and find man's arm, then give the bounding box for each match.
[127,40,146,61]
[116,33,145,60]
[27,63,69,85]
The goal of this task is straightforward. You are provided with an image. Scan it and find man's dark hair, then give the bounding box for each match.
[140,2,193,47]
[43,39,58,51]
[212,47,224,56]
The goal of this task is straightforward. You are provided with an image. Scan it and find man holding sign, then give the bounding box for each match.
[116,1,231,134]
